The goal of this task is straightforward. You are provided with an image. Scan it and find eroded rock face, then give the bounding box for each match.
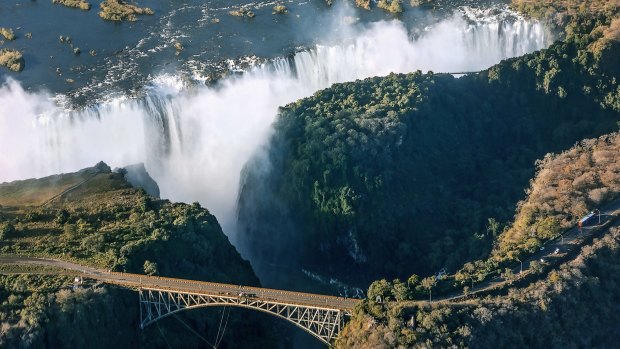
[120,163,160,198]
[93,161,112,173]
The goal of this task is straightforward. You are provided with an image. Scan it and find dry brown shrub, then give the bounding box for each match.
[494,132,620,261]
[589,187,611,204]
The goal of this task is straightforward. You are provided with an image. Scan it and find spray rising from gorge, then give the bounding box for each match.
[0,10,550,242]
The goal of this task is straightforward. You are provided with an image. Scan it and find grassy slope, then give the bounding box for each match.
[0,170,97,207]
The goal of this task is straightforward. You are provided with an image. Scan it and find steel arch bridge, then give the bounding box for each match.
[139,288,349,345]
[0,256,359,346]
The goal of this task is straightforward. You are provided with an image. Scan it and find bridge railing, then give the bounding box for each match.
[106,271,358,308]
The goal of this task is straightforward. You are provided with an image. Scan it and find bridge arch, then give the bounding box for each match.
[139,288,348,346]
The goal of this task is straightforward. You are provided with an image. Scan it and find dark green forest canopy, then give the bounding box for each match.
[237,19,620,286]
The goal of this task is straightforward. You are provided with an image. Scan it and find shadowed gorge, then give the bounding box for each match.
[1,0,620,347]
[0,9,549,253]
[236,12,620,289]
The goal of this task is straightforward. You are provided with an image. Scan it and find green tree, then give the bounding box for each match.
[487,218,500,238]
[530,260,544,274]
[55,209,70,224]
[143,260,158,276]
[407,274,420,287]
[368,279,392,303]
[0,222,15,239]
[421,276,437,302]
[455,262,477,288]
[391,279,411,301]
[63,224,77,238]
[501,268,514,282]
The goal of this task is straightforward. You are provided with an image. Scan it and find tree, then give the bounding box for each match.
[408,274,420,287]
[63,224,77,238]
[391,279,411,301]
[455,262,477,288]
[0,222,15,240]
[378,0,404,13]
[549,270,560,283]
[487,218,500,238]
[388,0,403,13]
[55,209,70,225]
[143,260,158,276]
[368,279,392,303]
[529,260,544,274]
[421,276,437,302]
[501,268,514,282]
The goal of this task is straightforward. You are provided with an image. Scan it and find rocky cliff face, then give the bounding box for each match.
[117,163,160,198]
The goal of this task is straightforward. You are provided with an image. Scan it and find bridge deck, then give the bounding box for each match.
[0,256,359,311]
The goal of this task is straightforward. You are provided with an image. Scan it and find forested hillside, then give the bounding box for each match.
[337,224,620,348]
[333,3,620,346]
[237,8,620,286]
[493,132,620,262]
[338,126,620,344]
[0,163,277,348]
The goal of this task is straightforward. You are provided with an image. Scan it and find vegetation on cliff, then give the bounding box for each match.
[0,163,277,348]
[438,0,620,294]
[237,11,620,286]
[493,132,620,261]
[0,162,255,280]
[359,127,620,305]
[332,3,620,346]
[337,225,620,348]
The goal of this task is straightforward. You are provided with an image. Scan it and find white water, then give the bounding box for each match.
[0,11,550,240]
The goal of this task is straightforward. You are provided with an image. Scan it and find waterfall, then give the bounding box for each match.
[0,11,550,239]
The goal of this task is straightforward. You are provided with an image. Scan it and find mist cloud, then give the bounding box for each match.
[0,8,549,241]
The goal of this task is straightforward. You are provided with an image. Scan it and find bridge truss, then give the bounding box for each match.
[139,288,349,345]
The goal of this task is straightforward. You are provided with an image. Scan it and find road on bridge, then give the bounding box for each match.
[0,256,359,311]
